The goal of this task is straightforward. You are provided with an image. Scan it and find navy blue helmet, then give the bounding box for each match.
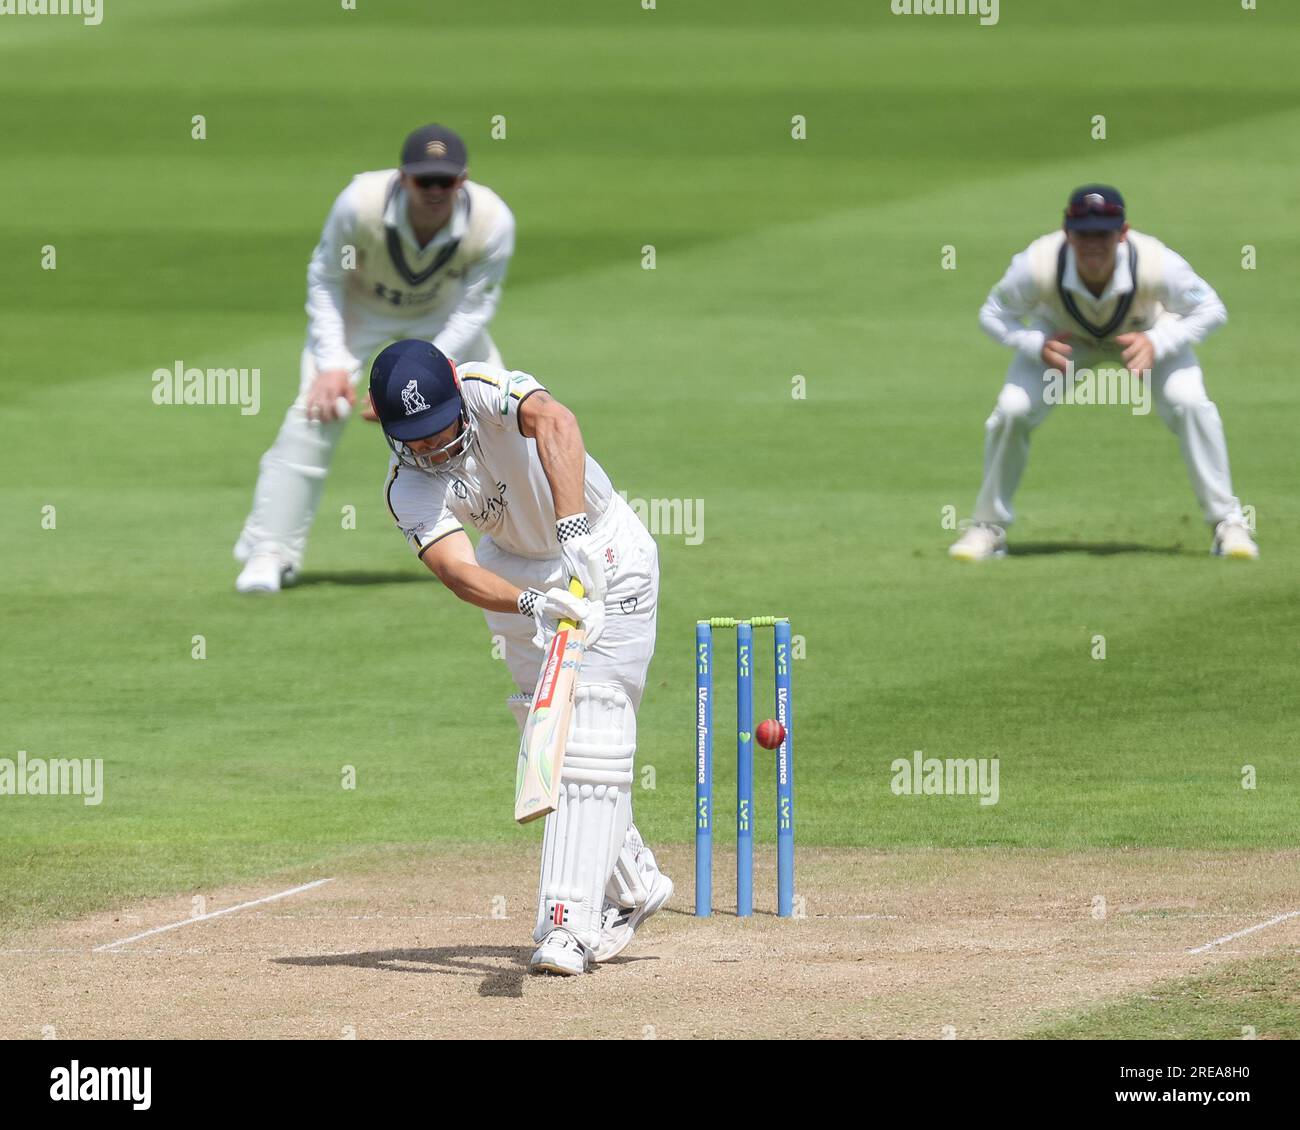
[369,340,475,471]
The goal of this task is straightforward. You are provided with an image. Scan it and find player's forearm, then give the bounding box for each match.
[534,406,587,519]
[306,246,352,371]
[1146,295,1227,360]
[433,227,513,358]
[979,298,1046,361]
[433,557,523,614]
[432,288,503,359]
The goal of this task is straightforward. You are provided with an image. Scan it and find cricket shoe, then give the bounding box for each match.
[948,522,1007,562]
[235,552,298,594]
[529,928,591,976]
[593,846,675,964]
[1211,519,1258,560]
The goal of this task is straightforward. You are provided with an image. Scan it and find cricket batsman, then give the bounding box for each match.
[949,185,1258,561]
[234,124,515,592]
[369,339,673,975]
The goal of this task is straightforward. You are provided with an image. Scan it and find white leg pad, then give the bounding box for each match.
[535,684,636,949]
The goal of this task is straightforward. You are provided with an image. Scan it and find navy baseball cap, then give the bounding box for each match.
[369,340,461,441]
[1064,185,1126,232]
[399,124,468,178]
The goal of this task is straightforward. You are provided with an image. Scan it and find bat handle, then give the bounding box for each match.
[558,576,585,630]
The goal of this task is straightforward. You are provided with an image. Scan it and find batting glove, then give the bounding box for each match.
[519,586,604,650]
[555,514,608,602]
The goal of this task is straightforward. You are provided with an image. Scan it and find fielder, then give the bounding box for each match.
[369,339,673,975]
[234,124,515,592]
[950,185,1257,561]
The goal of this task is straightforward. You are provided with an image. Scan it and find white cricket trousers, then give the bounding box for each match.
[972,344,1243,528]
[235,334,501,569]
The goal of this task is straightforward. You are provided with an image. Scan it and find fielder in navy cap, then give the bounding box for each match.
[232,121,515,594]
[946,184,1257,562]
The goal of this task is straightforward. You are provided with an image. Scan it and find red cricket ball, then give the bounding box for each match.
[755,719,786,750]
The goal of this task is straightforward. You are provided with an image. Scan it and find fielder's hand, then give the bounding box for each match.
[305,369,354,422]
[555,514,608,602]
[1116,332,1154,375]
[1041,331,1073,371]
[520,586,604,650]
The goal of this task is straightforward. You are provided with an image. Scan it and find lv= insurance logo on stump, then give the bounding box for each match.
[695,616,795,917]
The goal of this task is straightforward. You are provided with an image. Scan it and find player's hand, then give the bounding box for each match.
[360,393,380,422]
[523,586,603,649]
[1116,332,1154,375]
[305,369,354,423]
[555,515,609,602]
[1041,331,1073,371]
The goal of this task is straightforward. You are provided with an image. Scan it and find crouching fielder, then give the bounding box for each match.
[369,340,672,975]
[950,184,1257,562]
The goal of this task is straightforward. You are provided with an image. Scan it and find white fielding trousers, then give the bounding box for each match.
[972,343,1243,528]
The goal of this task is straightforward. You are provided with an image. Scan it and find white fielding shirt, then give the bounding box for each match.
[306,172,515,372]
[979,231,1227,362]
[384,364,615,561]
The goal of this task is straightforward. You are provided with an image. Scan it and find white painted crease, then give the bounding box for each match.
[92,878,334,952]
[1186,909,1300,955]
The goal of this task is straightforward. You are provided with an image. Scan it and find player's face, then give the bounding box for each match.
[403,172,466,217]
[407,418,465,464]
[1066,227,1126,282]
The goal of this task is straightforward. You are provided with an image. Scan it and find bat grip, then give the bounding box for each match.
[558,576,585,630]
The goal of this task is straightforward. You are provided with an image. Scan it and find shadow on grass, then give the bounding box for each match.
[1009,541,1189,558]
[292,571,425,587]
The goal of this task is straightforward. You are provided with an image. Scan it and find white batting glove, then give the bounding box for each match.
[518,586,603,650]
[555,514,608,602]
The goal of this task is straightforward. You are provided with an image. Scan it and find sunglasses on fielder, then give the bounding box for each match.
[413,174,458,189]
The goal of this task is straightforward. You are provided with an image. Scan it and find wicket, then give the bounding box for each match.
[695,616,795,917]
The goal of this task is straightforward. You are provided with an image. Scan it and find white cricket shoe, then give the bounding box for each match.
[593,840,674,964]
[235,552,296,594]
[948,522,1007,562]
[594,873,674,964]
[1212,519,1258,560]
[529,928,590,976]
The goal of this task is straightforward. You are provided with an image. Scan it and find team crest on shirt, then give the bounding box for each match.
[401,380,429,415]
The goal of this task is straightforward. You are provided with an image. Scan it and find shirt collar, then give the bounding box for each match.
[385,178,469,254]
[1062,238,1133,303]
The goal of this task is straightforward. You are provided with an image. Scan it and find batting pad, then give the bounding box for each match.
[534,684,636,949]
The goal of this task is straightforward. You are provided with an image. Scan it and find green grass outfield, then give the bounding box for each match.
[2,0,1298,934]
[1030,955,1300,1041]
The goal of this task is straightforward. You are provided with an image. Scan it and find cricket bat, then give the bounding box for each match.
[514,578,587,824]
